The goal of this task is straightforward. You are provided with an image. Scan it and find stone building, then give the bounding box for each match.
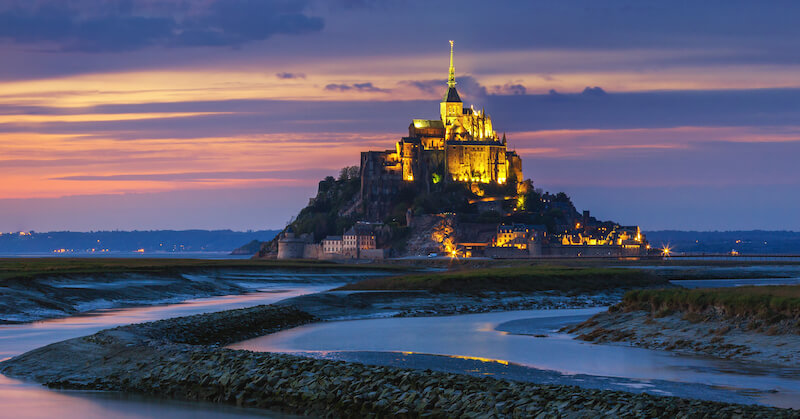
[277,228,312,259]
[361,41,523,220]
[343,224,376,257]
[321,236,343,254]
[487,223,544,258]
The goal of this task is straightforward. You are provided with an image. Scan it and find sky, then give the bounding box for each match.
[1,0,800,232]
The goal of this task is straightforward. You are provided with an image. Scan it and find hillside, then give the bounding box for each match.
[254,165,602,258]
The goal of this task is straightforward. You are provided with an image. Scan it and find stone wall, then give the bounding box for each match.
[303,243,321,259]
[485,246,529,259]
[360,248,387,260]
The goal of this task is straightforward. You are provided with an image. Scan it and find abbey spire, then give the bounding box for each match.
[448,40,456,88]
[441,40,462,123]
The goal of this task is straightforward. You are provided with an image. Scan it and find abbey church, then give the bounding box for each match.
[272,41,653,260]
[361,41,523,219]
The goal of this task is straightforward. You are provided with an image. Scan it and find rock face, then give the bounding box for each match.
[2,303,797,417]
[403,214,456,256]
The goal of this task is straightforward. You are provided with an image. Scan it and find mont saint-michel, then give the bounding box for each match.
[265,42,652,260]
[4,3,800,417]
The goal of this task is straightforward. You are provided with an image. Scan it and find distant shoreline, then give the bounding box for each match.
[0,251,251,259]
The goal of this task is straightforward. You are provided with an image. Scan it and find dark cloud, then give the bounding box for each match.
[325,84,352,91]
[325,82,389,93]
[492,83,527,95]
[402,76,487,100]
[486,88,800,131]
[0,0,324,52]
[8,87,800,140]
[582,86,606,97]
[276,72,306,79]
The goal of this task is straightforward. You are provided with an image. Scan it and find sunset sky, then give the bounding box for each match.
[2,0,800,232]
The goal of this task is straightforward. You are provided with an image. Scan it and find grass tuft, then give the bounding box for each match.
[621,286,800,324]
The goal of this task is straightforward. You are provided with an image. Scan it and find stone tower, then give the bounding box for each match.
[440,40,463,126]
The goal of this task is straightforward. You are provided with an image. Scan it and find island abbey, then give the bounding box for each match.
[273,41,654,260]
[361,41,522,219]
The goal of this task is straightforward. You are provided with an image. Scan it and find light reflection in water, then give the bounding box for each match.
[231,308,800,408]
[0,285,337,359]
[0,276,346,419]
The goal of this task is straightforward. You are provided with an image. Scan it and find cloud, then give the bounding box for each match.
[582,86,606,96]
[324,82,389,93]
[10,86,800,141]
[486,87,800,132]
[276,72,306,79]
[492,83,527,95]
[402,76,487,100]
[0,0,324,52]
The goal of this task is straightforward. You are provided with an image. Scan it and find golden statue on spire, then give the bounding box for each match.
[448,40,456,88]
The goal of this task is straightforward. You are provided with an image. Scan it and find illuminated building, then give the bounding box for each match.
[495,224,537,250]
[343,225,376,253]
[361,41,522,219]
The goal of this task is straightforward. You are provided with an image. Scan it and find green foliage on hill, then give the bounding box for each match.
[336,265,666,293]
[289,167,362,240]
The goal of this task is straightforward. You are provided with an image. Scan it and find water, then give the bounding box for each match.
[0,375,300,419]
[231,308,800,408]
[4,264,800,416]
[672,277,800,288]
[0,270,368,419]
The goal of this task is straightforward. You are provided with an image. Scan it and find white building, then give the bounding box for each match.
[322,236,343,254]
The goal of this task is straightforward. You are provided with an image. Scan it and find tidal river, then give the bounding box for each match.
[230,307,800,409]
[0,270,378,419]
[229,274,800,409]
[3,271,800,418]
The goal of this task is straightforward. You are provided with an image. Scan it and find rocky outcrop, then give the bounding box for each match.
[403,214,456,256]
[2,303,797,417]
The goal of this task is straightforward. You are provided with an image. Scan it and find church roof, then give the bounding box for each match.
[446,139,504,146]
[412,119,444,129]
[443,86,461,103]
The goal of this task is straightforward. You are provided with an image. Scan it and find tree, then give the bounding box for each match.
[338,166,360,181]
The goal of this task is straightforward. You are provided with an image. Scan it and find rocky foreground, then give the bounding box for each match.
[276,289,624,320]
[2,303,797,418]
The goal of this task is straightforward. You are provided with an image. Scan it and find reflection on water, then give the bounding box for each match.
[231,308,800,408]
[0,271,355,419]
[0,284,336,359]
[0,375,297,419]
[671,277,800,288]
